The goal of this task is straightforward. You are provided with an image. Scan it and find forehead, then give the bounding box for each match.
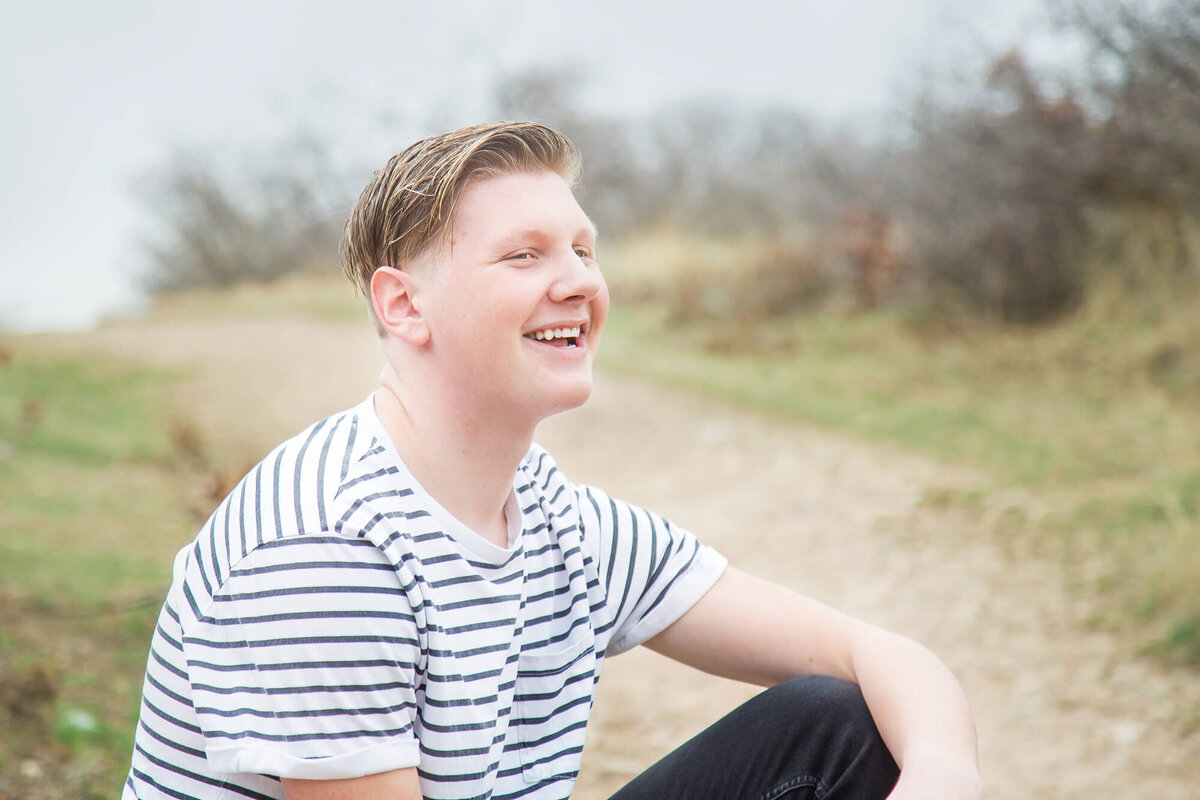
[450,170,596,244]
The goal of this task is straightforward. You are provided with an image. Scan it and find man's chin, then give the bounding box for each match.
[537,380,594,420]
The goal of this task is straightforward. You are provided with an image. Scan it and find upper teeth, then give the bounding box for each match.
[529,327,581,341]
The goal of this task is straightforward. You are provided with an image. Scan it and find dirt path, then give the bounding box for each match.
[33,317,1200,798]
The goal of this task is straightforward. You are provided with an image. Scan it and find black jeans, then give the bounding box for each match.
[609,676,900,800]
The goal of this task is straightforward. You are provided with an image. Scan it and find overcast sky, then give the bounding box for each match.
[1,0,1046,332]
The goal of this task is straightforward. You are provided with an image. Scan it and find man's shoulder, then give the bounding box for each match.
[271,401,374,472]
[186,400,394,562]
[241,403,376,506]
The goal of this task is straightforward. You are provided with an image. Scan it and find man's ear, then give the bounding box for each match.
[371,266,430,346]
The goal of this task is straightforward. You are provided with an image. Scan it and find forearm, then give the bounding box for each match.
[851,629,981,796]
[646,568,982,795]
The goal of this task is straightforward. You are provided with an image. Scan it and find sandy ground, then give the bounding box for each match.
[34,316,1200,798]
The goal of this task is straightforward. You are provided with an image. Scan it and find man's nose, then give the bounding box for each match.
[549,250,604,303]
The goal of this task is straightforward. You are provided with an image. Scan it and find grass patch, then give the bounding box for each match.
[599,307,1097,484]
[0,342,198,797]
[0,545,166,607]
[1158,616,1200,664]
[0,356,173,466]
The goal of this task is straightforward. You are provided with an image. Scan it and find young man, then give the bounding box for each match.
[125,122,981,800]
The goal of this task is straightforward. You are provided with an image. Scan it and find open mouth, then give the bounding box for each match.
[524,326,582,348]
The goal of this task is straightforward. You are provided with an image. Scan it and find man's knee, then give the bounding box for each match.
[766,675,898,796]
[766,675,873,729]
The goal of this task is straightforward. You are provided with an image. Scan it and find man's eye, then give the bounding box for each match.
[574,247,593,259]
[507,252,534,262]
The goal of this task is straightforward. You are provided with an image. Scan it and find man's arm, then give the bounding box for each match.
[282,766,422,800]
[645,567,981,799]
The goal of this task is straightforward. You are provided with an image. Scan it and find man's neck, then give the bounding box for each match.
[373,365,533,549]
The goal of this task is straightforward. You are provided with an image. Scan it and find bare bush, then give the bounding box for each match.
[1059,0,1200,211]
[897,0,1200,322]
[135,131,350,294]
[491,69,883,244]
[900,50,1093,322]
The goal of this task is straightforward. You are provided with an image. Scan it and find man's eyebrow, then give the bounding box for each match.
[494,224,599,247]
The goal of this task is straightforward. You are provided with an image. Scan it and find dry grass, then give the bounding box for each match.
[138,269,364,325]
[0,344,210,797]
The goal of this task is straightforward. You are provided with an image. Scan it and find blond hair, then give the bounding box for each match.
[340,121,582,331]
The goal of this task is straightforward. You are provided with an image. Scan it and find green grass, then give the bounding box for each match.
[0,545,166,607]
[0,357,173,465]
[600,307,1104,483]
[0,344,194,797]
[0,352,190,596]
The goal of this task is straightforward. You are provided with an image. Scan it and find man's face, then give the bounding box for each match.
[415,170,609,426]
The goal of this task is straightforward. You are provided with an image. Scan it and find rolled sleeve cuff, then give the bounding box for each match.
[208,739,421,781]
[609,546,728,656]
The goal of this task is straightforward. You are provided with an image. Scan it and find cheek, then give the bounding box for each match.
[591,283,611,331]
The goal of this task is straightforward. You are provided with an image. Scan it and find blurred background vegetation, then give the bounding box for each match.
[2,0,1198,796]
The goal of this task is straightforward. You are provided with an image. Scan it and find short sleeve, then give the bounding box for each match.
[179,534,423,780]
[575,483,728,656]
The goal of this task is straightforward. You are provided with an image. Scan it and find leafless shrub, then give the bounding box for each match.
[661,240,835,336]
[135,131,351,294]
[1058,0,1200,211]
[902,51,1092,322]
[736,244,834,318]
[492,69,882,244]
[900,0,1200,323]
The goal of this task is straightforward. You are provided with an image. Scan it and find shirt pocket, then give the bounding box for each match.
[511,625,597,785]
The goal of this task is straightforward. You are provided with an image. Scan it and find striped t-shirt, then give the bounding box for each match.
[124,394,727,800]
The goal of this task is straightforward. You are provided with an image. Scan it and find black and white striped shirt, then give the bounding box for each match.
[124,395,726,800]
